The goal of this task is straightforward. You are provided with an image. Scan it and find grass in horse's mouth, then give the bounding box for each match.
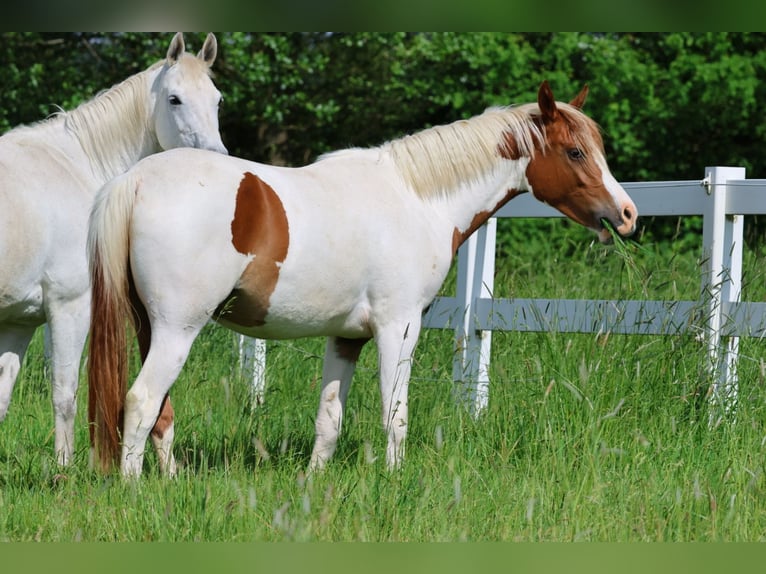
[600,218,648,290]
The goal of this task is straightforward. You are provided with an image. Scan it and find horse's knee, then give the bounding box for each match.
[0,352,21,383]
[0,353,21,420]
[51,383,77,422]
[0,390,10,421]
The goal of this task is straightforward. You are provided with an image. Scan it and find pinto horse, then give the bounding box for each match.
[88,81,637,476]
[0,33,227,469]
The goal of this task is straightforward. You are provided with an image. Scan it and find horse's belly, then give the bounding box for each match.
[0,169,89,326]
[215,283,373,340]
[0,286,45,325]
[0,217,46,321]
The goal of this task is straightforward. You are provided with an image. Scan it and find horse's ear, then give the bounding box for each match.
[197,33,218,67]
[166,32,186,65]
[537,80,558,123]
[569,84,589,109]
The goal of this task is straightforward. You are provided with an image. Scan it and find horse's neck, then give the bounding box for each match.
[64,67,160,185]
[436,156,531,241]
[3,121,107,190]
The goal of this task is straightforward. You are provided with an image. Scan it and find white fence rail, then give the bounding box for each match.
[241,166,766,420]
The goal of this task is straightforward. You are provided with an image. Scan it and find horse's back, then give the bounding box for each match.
[124,146,419,279]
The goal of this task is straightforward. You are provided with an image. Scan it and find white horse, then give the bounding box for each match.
[87,81,638,477]
[0,32,227,468]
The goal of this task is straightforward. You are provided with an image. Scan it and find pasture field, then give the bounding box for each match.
[2,220,766,541]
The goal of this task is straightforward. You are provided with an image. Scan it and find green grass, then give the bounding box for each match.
[2,220,766,541]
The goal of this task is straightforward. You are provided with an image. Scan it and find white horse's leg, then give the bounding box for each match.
[309,337,368,471]
[121,325,202,477]
[375,317,422,470]
[45,294,90,466]
[0,326,35,423]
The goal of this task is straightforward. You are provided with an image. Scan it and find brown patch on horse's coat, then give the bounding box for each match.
[335,337,369,363]
[216,172,289,327]
[451,228,463,257]
[451,188,524,256]
[498,131,522,160]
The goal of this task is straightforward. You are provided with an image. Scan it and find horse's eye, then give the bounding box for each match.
[567,148,584,161]
[169,95,182,106]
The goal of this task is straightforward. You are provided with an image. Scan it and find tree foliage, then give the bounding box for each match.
[3,32,766,245]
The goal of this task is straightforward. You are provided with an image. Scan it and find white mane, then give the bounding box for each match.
[312,100,604,200]
[387,104,545,198]
[61,60,163,181]
[374,101,602,199]
[4,54,211,182]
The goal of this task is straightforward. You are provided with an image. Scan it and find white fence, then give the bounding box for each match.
[241,166,766,420]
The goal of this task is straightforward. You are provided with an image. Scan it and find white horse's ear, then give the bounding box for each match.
[166,32,186,65]
[197,33,218,67]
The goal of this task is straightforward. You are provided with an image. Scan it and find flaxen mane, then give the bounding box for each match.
[388,101,603,199]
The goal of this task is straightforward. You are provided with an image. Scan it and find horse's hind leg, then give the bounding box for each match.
[309,337,368,471]
[0,326,35,423]
[131,294,178,477]
[150,395,177,476]
[121,324,203,477]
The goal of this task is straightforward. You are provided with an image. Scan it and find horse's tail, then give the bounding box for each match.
[87,172,140,473]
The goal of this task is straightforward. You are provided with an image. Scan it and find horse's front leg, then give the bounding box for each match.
[375,316,422,470]
[309,336,368,471]
[0,326,35,424]
[46,294,90,466]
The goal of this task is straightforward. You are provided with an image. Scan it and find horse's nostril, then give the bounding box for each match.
[623,206,634,222]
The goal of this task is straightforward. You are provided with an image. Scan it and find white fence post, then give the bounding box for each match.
[238,335,266,407]
[452,217,496,416]
[701,166,745,421]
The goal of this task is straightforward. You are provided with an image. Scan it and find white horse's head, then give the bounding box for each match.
[152,32,228,155]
